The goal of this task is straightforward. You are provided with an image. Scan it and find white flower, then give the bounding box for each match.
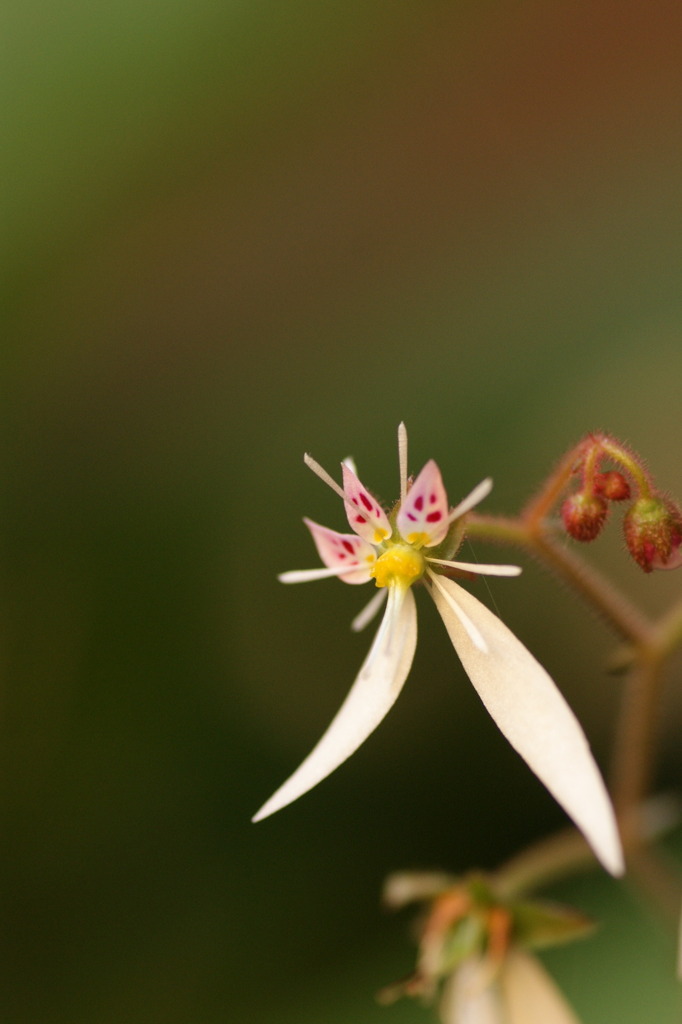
[441,950,582,1024]
[252,425,623,877]
[380,870,592,1024]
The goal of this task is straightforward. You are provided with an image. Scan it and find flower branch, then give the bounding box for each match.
[463,432,682,897]
[257,424,682,1024]
[465,514,652,645]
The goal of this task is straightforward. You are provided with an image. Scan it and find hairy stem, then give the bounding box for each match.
[610,657,666,844]
[465,515,652,644]
[464,506,679,895]
[495,795,681,914]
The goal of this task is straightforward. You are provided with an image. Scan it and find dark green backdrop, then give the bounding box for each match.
[3,3,682,1021]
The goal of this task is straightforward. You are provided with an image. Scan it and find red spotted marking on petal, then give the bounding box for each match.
[397,459,449,547]
[304,518,376,584]
[342,464,392,543]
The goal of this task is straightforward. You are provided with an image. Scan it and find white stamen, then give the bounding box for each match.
[448,477,493,523]
[398,422,408,503]
[351,588,387,632]
[426,557,522,577]
[303,453,347,501]
[279,566,369,584]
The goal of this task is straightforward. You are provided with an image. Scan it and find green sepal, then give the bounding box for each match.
[439,914,487,974]
[432,517,466,562]
[511,899,595,950]
[463,873,497,907]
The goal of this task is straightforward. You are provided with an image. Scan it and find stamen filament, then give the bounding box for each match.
[304,453,347,501]
[448,477,493,523]
[279,565,371,584]
[351,588,388,632]
[426,557,522,577]
[398,422,408,504]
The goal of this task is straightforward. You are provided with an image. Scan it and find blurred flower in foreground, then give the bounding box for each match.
[252,426,623,876]
[380,871,590,1024]
[439,951,581,1024]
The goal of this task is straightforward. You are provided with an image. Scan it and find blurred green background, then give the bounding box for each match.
[4,2,682,1021]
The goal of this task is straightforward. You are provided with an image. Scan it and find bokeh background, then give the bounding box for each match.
[4,2,682,1021]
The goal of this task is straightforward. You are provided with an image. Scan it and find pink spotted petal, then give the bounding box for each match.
[304,518,376,584]
[342,463,392,544]
[397,459,449,547]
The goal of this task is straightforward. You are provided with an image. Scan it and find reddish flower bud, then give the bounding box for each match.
[594,471,630,502]
[561,491,608,541]
[623,496,682,572]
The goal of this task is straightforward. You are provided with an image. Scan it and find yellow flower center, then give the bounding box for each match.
[370,544,425,589]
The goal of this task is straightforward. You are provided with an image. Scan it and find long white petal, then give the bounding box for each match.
[427,557,522,577]
[440,958,503,1024]
[428,576,624,877]
[501,951,582,1024]
[429,572,488,653]
[252,586,418,822]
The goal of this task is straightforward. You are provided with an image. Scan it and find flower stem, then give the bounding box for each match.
[494,793,681,901]
[493,827,596,899]
[598,436,654,497]
[464,508,678,900]
[465,515,652,644]
[610,656,665,844]
[454,427,682,919]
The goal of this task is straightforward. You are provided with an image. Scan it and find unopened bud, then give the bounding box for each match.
[561,492,608,541]
[594,471,630,502]
[623,496,682,572]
